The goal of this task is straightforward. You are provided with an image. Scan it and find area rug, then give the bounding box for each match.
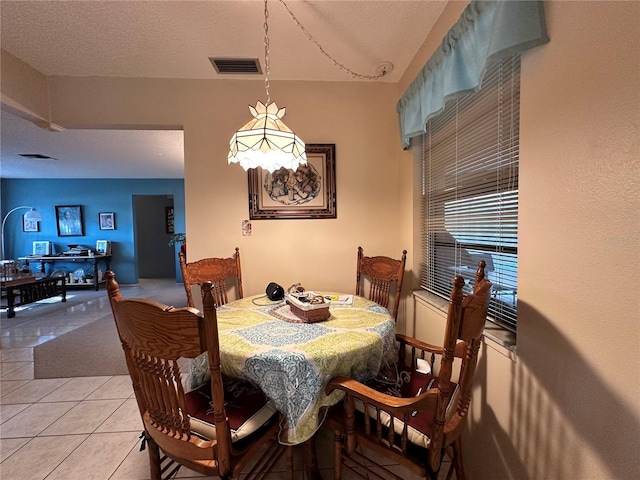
[33,281,187,379]
[34,313,128,378]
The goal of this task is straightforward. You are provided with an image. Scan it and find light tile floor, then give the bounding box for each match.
[1,279,451,480]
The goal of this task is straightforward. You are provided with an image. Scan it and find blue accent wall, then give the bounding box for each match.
[1,178,185,284]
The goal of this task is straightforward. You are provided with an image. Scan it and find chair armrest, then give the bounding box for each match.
[396,333,467,359]
[396,333,443,354]
[326,376,437,415]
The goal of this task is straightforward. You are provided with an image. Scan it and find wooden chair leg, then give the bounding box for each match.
[285,446,294,480]
[445,458,456,480]
[333,430,342,480]
[427,466,440,480]
[146,436,162,480]
[302,437,322,480]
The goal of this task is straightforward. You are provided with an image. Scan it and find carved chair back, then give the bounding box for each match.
[179,247,243,308]
[356,246,407,320]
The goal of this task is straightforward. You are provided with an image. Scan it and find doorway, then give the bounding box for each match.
[134,195,175,278]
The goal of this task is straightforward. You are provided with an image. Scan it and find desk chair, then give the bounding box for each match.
[328,261,491,480]
[106,271,292,480]
[179,247,243,307]
[356,246,407,321]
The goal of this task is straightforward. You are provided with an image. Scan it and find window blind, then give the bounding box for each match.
[419,55,520,331]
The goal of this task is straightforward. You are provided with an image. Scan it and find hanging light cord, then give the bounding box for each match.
[278,0,387,81]
[263,0,272,104]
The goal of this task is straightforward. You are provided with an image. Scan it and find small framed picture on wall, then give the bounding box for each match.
[23,216,39,232]
[165,207,175,234]
[99,212,115,230]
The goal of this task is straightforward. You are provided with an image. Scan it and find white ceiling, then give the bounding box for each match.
[0,110,185,179]
[0,0,447,179]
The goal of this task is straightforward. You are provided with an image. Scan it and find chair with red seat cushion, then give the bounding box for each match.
[327,261,492,480]
[106,271,291,480]
[185,377,278,444]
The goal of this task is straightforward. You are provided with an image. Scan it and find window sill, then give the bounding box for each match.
[412,290,517,357]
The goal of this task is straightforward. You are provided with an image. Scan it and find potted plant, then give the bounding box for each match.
[168,233,187,260]
[168,233,186,247]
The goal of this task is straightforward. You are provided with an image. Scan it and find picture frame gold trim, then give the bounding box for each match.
[248,144,336,220]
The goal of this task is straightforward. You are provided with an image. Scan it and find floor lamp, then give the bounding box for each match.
[1,206,43,261]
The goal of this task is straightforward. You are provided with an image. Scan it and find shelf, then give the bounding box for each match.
[18,255,112,292]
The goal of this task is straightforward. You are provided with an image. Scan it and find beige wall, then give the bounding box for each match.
[0,50,50,121]
[1,1,638,478]
[182,80,405,297]
[4,67,407,302]
[406,1,640,479]
[517,1,638,477]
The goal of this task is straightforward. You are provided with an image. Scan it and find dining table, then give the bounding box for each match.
[192,292,397,446]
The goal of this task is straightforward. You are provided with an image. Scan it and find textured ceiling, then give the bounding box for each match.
[0,0,447,178]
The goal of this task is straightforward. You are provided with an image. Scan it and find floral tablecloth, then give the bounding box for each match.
[215,294,396,445]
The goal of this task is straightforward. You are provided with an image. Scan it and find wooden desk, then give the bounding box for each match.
[19,254,112,291]
[1,276,66,318]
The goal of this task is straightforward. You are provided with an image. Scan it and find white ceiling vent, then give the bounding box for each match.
[209,58,262,75]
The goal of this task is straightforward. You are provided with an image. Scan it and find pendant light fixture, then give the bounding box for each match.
[228,0,306,173]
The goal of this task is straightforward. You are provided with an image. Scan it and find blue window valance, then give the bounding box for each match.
[397,0,549,149]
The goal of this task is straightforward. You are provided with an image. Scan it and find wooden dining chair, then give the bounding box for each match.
[106,271,292,480]
[356,246,407,320]
[328,261,492,480]
[179,247,243,307]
